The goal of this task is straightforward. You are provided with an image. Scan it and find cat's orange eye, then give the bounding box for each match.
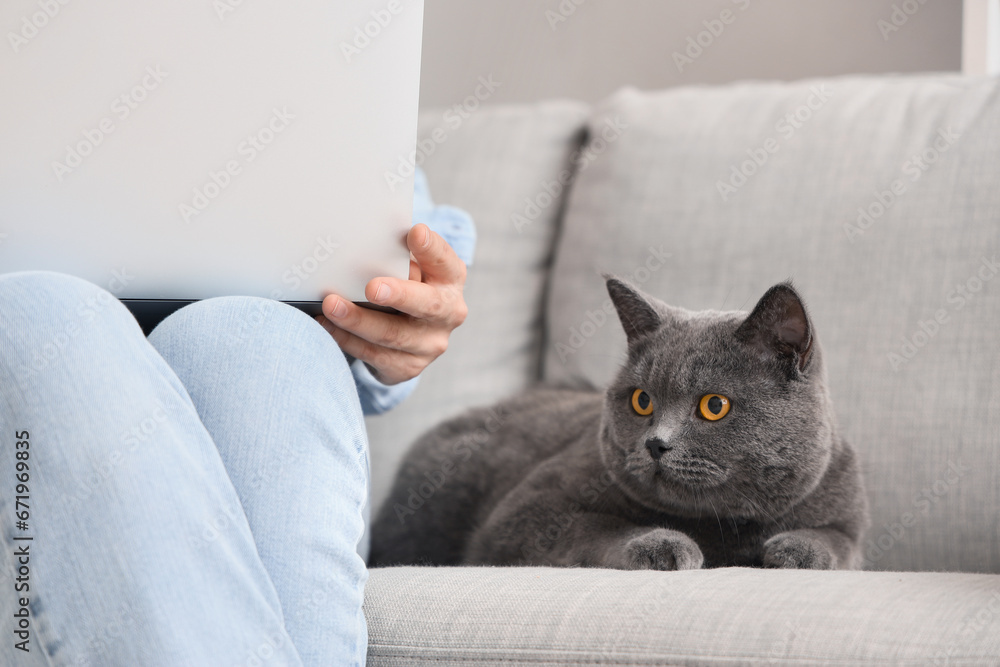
[631,389,654,416]
[698,394,731,421]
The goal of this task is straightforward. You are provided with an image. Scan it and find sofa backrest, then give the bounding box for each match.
[543,75,1000,573]
[368,75,999,574]
[365,101,589,515]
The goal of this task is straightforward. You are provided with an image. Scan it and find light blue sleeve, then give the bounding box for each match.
[352,167,476,416]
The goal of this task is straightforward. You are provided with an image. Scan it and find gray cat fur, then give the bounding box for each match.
[370,278,870,570]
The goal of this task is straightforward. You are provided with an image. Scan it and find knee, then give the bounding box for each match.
[149,297,367,465]
[0,270,129,323]
[0,271,141,372]
[149,296,353,382]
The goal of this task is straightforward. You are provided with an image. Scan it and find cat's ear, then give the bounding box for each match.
[734,282,814,373]
[605,275,662,344]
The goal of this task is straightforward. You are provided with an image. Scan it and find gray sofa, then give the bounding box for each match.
[362,74,1000,665]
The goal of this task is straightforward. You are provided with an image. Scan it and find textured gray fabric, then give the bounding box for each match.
[542,75,1000,574]
[365,566,1000,665]
[366,101,589,515]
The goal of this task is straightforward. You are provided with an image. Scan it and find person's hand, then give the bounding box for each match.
[315,223,469,385]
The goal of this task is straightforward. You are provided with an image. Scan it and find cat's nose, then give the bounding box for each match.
[645,438,671,460]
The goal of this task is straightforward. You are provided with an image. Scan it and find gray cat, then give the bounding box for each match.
[370,278,869,570]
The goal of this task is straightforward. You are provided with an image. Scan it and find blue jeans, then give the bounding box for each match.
[0,271,370,666]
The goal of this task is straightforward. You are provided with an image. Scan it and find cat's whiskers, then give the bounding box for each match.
[732,487,781,527]
[719,287,734,311]
[705,495,727,548]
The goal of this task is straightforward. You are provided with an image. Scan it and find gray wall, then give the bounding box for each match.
[419,0,963,108]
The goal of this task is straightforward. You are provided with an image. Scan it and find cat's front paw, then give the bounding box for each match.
[622,528,704,571]
[763,532,836,569]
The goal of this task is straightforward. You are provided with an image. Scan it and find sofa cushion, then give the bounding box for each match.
[543,75,1000,573]
[366,101,589,515]
[365,566,1000,665]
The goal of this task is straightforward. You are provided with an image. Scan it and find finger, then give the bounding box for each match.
[408,257,422,282]
[407,223,467,286]
[363,276,466,326]
[322,293,449,356]
[316,317,425,384]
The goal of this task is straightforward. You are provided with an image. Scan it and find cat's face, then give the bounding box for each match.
[599,279,835,521]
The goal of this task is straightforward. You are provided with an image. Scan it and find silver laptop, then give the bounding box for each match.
[0,0,423,327]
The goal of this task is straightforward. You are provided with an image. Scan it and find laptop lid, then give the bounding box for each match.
[0,0,423,311]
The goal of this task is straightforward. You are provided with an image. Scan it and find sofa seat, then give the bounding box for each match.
[365,566,1000,665]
